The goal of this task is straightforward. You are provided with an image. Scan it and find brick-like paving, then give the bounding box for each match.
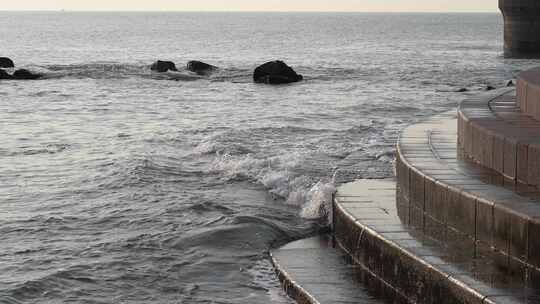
[398,109,540,279]
[459,88,540,187]
[334,179,535,304]
[270,235,395,304]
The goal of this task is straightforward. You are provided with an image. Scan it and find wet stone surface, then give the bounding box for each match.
[270,235,399,304]
[335,179,540,303]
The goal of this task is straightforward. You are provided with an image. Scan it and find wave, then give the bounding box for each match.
[0,143,71,157]
[207,151,336,223]
[17,63,254,82]
[193,126,342,157]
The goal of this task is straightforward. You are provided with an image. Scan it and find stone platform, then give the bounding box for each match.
[399,108,540,271]
[270,235,395,304]
[458,88,540,186]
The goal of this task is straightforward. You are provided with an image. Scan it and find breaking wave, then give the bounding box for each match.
[208,151,336,223]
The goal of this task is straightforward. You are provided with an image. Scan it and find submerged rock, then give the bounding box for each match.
[0,69,13,79]
[13,69,42,80]
[456,88,468,92]
[486,85,496,91]
[0,57,14,68]
[150,60,178,72]
[187,60,218,75]
[253,60,303,84]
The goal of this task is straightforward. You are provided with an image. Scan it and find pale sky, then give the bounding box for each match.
[1,0,498,12]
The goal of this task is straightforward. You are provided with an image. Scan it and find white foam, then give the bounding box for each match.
[298,180,336,222]
[209,152,336,222]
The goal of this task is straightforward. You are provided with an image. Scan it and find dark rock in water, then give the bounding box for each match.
[507,80,515,87]
[187,60,217,75]
[456,88,468,92]
[0,57,14,68]
[0,69,13,79]
[486,85,496,91]
[150,60,177,72]
[253,60,303,84]
[13,69,42,80]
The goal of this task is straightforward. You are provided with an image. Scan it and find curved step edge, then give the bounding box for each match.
[333,179,523,304]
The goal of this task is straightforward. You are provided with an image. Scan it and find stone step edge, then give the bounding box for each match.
[270,253,320,304]
[269,235,409,304]
[333,189,512,304]
[396,113,540,271]
[457,88,540,184]
[517,67,540,118]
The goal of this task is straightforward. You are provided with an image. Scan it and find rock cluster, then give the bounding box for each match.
[1,56,304,84]
[0,57,42,80]
[151,59,303,85]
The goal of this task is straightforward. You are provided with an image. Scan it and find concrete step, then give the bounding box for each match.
[333,179,535,304]
[517,67,540,120]
[458,88,540,187]
[270,235,394,304]
[395,110,540,300]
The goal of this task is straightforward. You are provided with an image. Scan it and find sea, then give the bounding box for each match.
[0,12,538,304]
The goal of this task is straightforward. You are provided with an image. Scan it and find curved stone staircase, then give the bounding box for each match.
[271,69,540,303]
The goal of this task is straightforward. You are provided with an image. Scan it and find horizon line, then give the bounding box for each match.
[0,10,500,13]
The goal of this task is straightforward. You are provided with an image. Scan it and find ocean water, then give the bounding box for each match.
[0,12,538,304]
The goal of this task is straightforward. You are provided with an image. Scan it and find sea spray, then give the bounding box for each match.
[209,151,337,222]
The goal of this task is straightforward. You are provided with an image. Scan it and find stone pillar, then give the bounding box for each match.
[499,0,540,58]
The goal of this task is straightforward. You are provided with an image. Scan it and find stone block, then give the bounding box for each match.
[516,79,526,109]
[509,212,529,262]
[527,219,540,268]
[527,143,540,186]
[534,91,540,121]
[424,177,436,216]
[457,114,465,147]
[430,181,449,224]
[492,133,505,174]
[410,205,424,231]
[516,142,529,184]
[479,129,494,168]
[475,197,494,247]
[527,266,540,292]
[399,156,411,201]
[493,205,511,255]
[465,119,473,155]
[503,138,517,180]
[471,123,482,162]
[448,190,476,237]
[410,169,425,210]
[527,87,538,118]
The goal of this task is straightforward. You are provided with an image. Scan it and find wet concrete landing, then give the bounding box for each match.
[271,235,390,304]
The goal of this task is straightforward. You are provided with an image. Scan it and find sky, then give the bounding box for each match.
[1,0,498,12]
